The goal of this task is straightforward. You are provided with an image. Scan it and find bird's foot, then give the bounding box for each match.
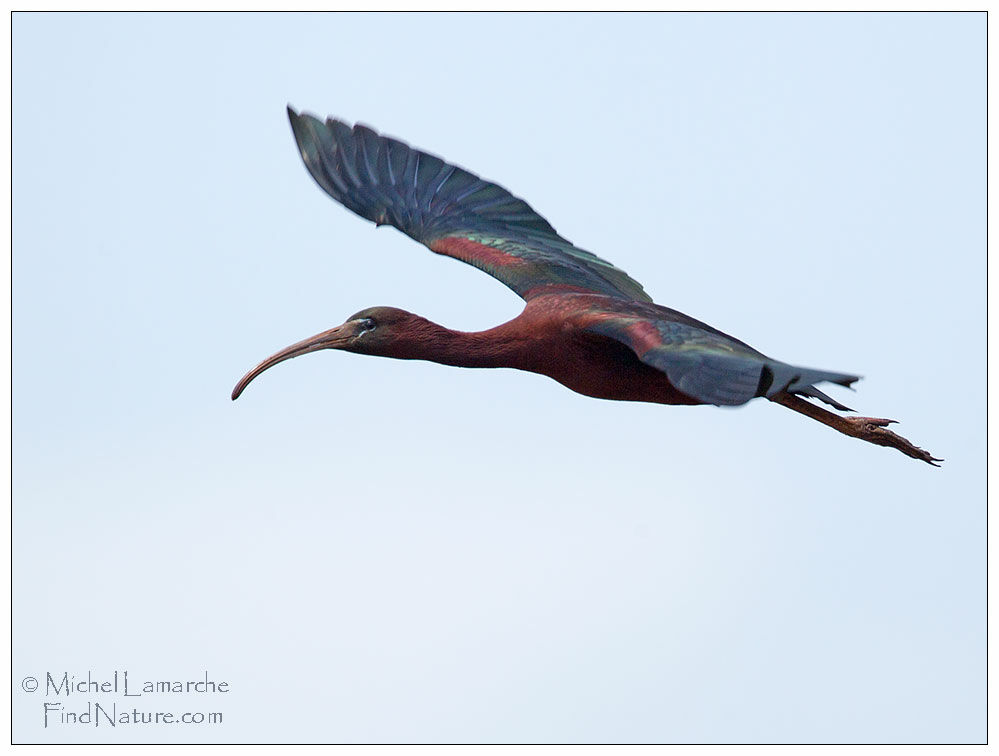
[842,416,943,467]
[769,392,942,466]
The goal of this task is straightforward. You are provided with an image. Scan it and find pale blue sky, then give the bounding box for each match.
[13,12,984,744]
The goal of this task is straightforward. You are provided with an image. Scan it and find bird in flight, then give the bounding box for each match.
[233,106,939,466]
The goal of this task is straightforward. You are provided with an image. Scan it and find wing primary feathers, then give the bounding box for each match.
[286,106,651,302]
[353,125,382,185]
[429,165,457,208]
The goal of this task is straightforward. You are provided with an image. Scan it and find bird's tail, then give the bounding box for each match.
[759,362,859,411]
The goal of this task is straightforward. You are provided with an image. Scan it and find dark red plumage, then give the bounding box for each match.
[232,107,940,465]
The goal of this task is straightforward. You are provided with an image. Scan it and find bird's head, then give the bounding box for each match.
[231,306,422,400]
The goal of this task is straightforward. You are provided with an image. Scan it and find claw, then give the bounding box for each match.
[857,417,898,427]
[845,416,941,465]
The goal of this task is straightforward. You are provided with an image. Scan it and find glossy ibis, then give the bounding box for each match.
[233,106,939,466]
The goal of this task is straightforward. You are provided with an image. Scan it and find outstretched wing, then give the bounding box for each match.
[583,307,859,408]
[287,107,651,303]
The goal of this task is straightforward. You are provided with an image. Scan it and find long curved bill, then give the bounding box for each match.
[231,322,358,400]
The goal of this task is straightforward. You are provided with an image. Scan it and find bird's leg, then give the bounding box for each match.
[768,392,942,466]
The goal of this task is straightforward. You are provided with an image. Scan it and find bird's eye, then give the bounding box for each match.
[358,318,376,332]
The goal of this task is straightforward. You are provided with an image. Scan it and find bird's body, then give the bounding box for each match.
[327,297,702,406]
[510,295,703,405]
[234,107,939,465]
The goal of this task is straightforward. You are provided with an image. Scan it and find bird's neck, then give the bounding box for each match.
[379,317,531,370]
